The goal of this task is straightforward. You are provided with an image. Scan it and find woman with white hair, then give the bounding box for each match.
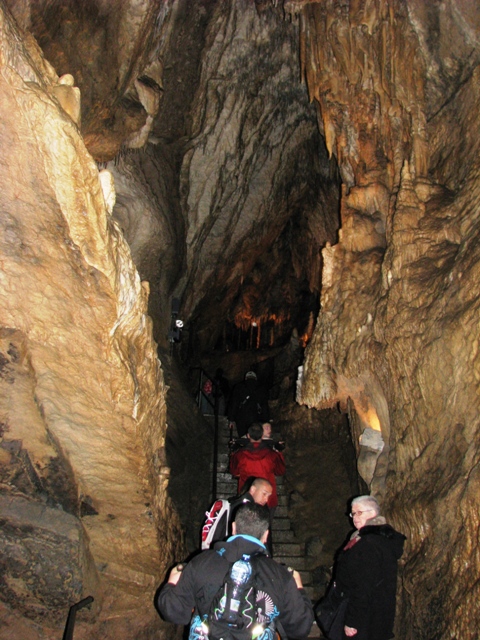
[318,495,406,640]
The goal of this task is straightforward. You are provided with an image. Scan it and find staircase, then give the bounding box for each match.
[209,414,321,638]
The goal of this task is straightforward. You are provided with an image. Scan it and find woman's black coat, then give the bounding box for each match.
[333,524,406,640]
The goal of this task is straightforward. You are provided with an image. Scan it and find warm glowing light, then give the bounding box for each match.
[299,333,310,347]
[232,310,289,332]
[365,407,381,431]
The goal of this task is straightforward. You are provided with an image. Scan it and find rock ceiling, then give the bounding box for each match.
[16,0,343,351]
[1,0,480,639]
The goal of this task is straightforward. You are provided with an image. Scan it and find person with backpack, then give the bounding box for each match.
[156,503,314,640]
[228,371,270,438]
[201,478,273,549]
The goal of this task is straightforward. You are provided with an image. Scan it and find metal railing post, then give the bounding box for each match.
[62,596,94,640]
[190,365,220,500]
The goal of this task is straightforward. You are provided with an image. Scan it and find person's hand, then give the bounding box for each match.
[344,626,358,636]
[168,564,184,585]
[288,569,303,589]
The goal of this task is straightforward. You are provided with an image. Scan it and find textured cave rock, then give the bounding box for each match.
[0,6,184,638]
[0,494,99,622]
[6,0,170,161]
[295,1,480,638]
[178,1,340,351]
[104,0,340,351]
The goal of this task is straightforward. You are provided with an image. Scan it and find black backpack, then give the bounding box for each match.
[198,554,278,640]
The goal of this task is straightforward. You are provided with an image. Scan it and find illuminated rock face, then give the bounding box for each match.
[0,7,182,638]
[1,0,480,639]
[296,2,480,638]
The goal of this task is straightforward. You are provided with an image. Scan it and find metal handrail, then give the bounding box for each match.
[190,366,220,499]
[191,366,215,411]
[62,596,94,640]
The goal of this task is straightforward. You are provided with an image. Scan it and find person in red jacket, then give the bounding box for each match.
[229,422,285,510]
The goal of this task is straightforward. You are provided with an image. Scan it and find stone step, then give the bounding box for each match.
[214,481,286,497]
[214,475,286,494]
[216,492,237,501]
[216,476,237,485]
[298,570,313,586]
[216,482,239,495]
[271,517,291,531]
[215,467,232,476]
[273,542,304,556]
[273,556,306,571]
[276,493,287,506]
[271,529,296,543]
[216,471,235,482]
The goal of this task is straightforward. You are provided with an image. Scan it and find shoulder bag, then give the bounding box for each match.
[314,583,348,638]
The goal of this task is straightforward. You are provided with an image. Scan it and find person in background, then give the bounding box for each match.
[199,378,214,414]
[212,367,230,415]
[327,495,406,640]
[201,477,273,549]
[262,422,285,452]
[229,422,285,512]
[228,370,270,438]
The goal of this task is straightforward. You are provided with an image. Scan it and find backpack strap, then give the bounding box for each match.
[247,554,280,637]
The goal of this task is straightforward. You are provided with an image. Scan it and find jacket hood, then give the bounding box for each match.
[359,523,406,559]
[213,534,267,563]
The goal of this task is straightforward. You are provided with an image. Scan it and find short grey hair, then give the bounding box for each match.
[351,495,381,516]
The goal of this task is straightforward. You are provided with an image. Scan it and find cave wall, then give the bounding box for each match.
[0,6,184,638]
[295,1,480,638]
[90,0,340,352]
[178,0,339,351]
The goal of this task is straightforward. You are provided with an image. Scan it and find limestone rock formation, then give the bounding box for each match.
[0,6,183,638]
[106,0,340,352]
[295,2,480,638]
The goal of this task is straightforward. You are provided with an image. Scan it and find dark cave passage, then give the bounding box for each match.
[164,312,365,606]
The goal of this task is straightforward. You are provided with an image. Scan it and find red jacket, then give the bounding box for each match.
[229,441,285,508]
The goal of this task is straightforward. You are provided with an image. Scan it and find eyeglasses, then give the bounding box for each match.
[349,509,374,517]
